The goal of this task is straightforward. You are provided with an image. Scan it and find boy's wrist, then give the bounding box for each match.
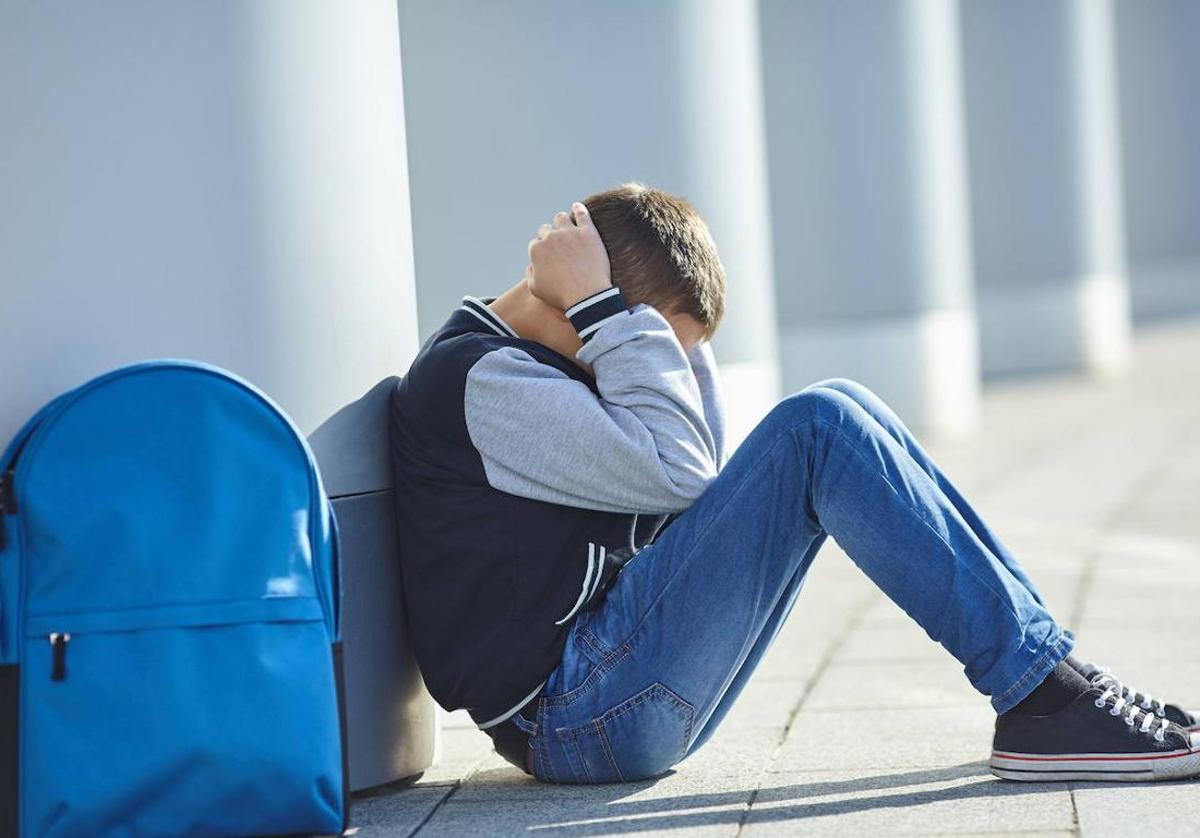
[565,286,628,343]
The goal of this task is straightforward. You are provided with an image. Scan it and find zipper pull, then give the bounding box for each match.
[1,469,16,514]
[49,632,70,681]
[0,470,13,552]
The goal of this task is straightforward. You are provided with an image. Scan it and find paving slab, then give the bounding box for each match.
[715,676,811,731]
[407,726,496,787]
[349,785,450,837]
[772,707,996,772]
[416,798,746,838]
[804,660,980,711]
[743,767,1074,836]
[1073,780,1200,838]
[836,620,946,666]
[1069,625,1200,667]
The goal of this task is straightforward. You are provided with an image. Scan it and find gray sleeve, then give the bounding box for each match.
[463,304,718,514]
[686,340,727,469]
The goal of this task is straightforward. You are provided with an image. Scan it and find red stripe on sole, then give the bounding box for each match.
[992,749,1193,763]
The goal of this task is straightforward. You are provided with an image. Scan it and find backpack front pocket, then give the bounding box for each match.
[21,598,343,838]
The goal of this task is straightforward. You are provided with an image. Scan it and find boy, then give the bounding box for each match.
[390,183,1198,783]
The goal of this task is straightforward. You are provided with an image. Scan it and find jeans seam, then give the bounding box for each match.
[568,730,592,783]
[596,722,624,781]
[621,684,693,761]
[535,702,555,782]
[542,642,632,709]
[577,630,607,664]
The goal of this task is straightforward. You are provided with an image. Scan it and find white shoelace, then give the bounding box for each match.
[1093,665,1167,718]
[1094,675,1172,742]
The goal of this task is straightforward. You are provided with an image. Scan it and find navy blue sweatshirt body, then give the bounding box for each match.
[390,293,726,728]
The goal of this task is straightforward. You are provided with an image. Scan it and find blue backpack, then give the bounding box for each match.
[0,361,347,837]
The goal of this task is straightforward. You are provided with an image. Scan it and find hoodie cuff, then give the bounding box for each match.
[565,287,628,343]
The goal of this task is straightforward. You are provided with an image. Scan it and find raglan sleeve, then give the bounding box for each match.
[462,292,718,514]
[686,339,727,470]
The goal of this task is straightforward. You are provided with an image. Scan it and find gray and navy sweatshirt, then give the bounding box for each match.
[390,289,726,729]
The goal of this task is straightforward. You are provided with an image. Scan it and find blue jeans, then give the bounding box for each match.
[514,379,1073,784]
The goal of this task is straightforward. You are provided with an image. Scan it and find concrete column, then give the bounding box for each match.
[961,0,1132,377]
[0,2,420,439]
[398,0,780,446]
[1113,0,1200,320]
[760,0,980,437]
[0,1,433,789]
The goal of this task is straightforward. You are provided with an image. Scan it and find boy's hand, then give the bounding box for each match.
[527,202,613,311]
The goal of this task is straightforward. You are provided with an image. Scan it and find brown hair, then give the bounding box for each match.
[583,183,726,339]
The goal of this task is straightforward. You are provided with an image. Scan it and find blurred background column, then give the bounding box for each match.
[961,0,1132,377]
[398,0,780,446]
[760,0,980,437]
[1113,0,1200,320]
[0,1,420,438]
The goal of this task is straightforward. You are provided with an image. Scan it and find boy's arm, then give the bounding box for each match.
[686,339,727,469]
[463,301,719,514]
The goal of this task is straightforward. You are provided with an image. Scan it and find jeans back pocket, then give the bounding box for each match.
[554,683,694,783]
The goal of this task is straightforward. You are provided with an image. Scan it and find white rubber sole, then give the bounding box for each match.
[991,748,1200,782]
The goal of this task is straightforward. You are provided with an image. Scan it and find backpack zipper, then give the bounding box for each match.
[0,468,15,550]
[1,469,16,512]
[49,632,71,681]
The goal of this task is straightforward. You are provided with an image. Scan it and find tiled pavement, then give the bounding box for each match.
[351,320,1200,837]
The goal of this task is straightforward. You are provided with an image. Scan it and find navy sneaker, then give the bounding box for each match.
[1079,663,1199,734]
[992,684,1200,781]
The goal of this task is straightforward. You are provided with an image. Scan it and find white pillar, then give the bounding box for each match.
[676,0,781,447]
[0,0,433,790]
[760,0,980,437]
[1114,0,1200,319]
[961,0,1132,377]
[398,0,780,447]
[0,2,420,440]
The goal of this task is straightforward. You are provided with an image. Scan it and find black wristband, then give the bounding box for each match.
[565,287,627,343]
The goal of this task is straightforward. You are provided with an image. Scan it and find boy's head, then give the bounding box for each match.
[582,183,726,342]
